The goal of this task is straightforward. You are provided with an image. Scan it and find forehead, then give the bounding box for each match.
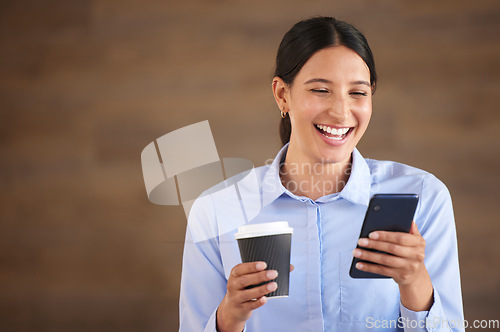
[297,46,370,82]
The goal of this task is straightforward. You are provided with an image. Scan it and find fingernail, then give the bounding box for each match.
[356,262,364,269]
[267,282,278,291]
[369,232,379,239]
[352,249,361,257]
[256,262,267,270]
[358,238,369,246]
[267,270,278,279]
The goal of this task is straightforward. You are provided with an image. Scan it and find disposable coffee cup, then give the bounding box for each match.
[235,221,293,298]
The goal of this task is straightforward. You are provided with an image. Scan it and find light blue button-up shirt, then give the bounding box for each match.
[179,144,464,331]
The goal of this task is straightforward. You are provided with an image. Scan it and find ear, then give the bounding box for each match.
[272,76,290,111]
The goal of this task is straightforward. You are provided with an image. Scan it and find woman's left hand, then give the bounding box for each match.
[352,221,426,286]
[352,221,434,311]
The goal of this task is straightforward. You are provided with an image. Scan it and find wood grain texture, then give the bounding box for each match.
[1,1,499,330]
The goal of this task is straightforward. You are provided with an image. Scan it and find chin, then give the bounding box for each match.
[315,146,352,164]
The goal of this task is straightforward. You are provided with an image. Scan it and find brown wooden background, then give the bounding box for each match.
[1,0,499,331]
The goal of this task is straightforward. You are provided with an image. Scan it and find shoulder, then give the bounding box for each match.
[366,158,429,180]
[187,164,269,230]
[365,157,450,197]
[203,164,269,197]
[364,157,454,229]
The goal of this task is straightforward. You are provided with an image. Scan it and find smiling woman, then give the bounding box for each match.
[275,46,373,200]
[274,46,372,196]
[275,18,376,141]
[179,17,464,332]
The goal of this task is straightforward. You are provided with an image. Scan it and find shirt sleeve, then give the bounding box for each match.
[400,286,461,331]
[179,194,228,332]
[399,174,465,332]
[206,309,248,332]
[205,308,219,332]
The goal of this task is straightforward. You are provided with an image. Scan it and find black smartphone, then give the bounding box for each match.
[349,194,419,278]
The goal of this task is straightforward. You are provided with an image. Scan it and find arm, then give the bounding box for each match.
[353,175,464,331]
[217,262,279,332]
[408,175,464,331]
[354,222,433,310]
[179,195,228,332]
[179,195,280,332]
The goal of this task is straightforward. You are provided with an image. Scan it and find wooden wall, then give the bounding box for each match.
[1,1,499,330]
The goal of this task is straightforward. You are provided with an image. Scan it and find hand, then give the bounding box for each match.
[352,221,425,285]
[216,262,294,332]
[352,221,433,310]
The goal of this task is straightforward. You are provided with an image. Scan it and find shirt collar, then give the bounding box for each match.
[261,144,288,207]
[261,144,371,207]
[336,147,371,206]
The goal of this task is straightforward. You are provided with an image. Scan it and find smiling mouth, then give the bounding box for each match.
[314,124,352,141]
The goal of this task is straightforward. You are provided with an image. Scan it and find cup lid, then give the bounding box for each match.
[234,221,293,240]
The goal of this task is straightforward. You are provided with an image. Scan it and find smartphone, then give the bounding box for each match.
[349,194,419,278]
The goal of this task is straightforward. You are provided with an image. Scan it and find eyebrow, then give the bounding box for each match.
[304,78,332,84]
[351,80,371,87]
[304,78,371,87]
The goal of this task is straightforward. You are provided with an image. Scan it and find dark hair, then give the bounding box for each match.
[274,17,377,145]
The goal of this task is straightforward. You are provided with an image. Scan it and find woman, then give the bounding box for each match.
[179,17,464,331]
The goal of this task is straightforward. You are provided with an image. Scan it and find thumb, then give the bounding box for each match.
[409,221,420,235]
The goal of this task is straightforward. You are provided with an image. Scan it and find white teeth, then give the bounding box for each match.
[316,124,350,136]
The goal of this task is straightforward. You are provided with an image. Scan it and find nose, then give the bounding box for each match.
[328,96,349,123]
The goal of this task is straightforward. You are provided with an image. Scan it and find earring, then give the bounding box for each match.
[281,106,287,118]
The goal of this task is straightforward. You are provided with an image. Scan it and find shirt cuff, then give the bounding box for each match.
[400,287,452,332]
[400,300,429,332]
[205,307,218,332]
[209,308,247,332]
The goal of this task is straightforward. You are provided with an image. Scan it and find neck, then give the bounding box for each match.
[280,149,352,201]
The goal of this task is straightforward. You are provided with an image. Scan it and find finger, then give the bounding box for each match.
[409,221,421,235]
[232,269,278,291]
[231,261,267,278]
[357,238,413,258]
[355,261,396,278]
[368,230,421,246]
[240,296,268,311]
[290,264,294,272]
[353,248,406,268]
[238,282,278,303]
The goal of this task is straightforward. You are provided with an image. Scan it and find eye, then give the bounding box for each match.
[350,91,368,97]
[310,88,329,93]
